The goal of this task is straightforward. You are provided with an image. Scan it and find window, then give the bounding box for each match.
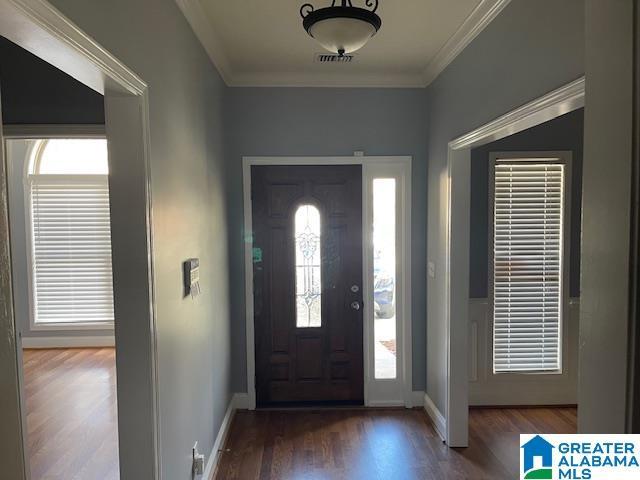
[294,204,322,328]
[373,178,397,379]
[492,157,565,373]
[28,139,114,327]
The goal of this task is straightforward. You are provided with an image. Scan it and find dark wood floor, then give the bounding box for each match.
[23,348,119,480]
[20,348,578,480]
[215,406,577,480]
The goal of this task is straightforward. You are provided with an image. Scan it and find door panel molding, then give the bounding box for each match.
[252,165,363,404]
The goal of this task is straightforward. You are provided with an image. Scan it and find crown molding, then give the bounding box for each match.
[230,70,427,88]
[1,0,147,95]
[173,0,233,85]
[422,0,512,86]
[176,0,511,88]
[449,76,585,150]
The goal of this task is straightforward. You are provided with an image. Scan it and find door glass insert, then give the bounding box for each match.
[295,204,322,328]
[373,178,397,379]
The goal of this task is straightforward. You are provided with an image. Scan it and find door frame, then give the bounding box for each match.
[444,77,585,447]
[242,156,413,409]
[0,1,160,478]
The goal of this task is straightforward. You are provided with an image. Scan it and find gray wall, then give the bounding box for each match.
[425,0,585,414]
[470,108,584,299]
[579,0,634,434]
[0,36,104,125]
[225,87,428,391]
[46,0,232,478]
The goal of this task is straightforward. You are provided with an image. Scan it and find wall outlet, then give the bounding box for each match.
[192,442,205,476]
[428,261,436,278]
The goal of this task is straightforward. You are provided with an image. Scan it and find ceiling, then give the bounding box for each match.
[176,0,511,87]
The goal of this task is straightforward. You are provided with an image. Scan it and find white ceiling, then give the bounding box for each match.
[176,0,511,87]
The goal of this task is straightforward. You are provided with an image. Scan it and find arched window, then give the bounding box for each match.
[294,204,322,328]
[31,138,108,175]
[28,139,114,326]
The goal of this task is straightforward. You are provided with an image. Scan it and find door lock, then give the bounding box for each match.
[350,284,360,293]
[351,301,361,311]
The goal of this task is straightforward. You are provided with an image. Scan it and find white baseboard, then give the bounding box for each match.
[411,390,425,408]
[21,336,115,348]
[232,393,251,410]
[368,399,405,407]
[203,394,243,480]
[423,393,446,442]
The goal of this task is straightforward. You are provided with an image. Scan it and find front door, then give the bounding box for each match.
[252,165,363,405]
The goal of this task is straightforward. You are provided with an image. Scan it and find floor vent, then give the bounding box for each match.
[314,53,355,63]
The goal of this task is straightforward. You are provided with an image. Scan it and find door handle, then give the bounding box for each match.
[350,301,361,311]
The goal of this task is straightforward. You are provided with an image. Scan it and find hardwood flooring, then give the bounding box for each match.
[22,348,119,480]
[215,406,577,480]
[19,348,578,480]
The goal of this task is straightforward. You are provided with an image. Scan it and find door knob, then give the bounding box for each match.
[351,301,361,311]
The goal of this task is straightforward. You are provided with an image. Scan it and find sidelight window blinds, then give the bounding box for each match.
[492,158,565,373]
[29,139,114,326]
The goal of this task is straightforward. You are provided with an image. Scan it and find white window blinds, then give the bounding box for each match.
[30,176,114,325]
[492,159,565,373]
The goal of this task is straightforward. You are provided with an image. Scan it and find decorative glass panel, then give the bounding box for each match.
[295,205,322,328]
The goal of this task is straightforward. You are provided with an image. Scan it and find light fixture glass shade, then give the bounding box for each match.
[309,17,377,54]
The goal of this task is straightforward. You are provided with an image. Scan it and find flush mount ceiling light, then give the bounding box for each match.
[300,1,382,56]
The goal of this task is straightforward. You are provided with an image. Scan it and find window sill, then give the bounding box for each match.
[30,322,115,332]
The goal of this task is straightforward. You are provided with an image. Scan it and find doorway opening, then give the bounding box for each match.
[5,134,118,479]
[444,77,585,447]
[0,3,158,478]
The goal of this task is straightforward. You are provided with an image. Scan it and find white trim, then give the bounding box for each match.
[242,156,412,409]
[28,322,114,331]
[173,0,233,86]
[450,77,586,150]
[411,390,425,408]
[241,161,256,410]
[231,393,251,410]
[175,0,510,88]
[423,0,512,86]
[0,0,146,95]
[229,71,426,89]
[3,124,106,139]
[362,160,413,407]
[21,335,115,349]
[423,393,446,442]
[202,394,242,480]
[469,296,582,405]
[443,77,585,447]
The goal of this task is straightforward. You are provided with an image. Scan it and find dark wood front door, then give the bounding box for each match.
[252,165,363,405]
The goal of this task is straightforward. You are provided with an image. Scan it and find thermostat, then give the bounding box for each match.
[183,258,200,298]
